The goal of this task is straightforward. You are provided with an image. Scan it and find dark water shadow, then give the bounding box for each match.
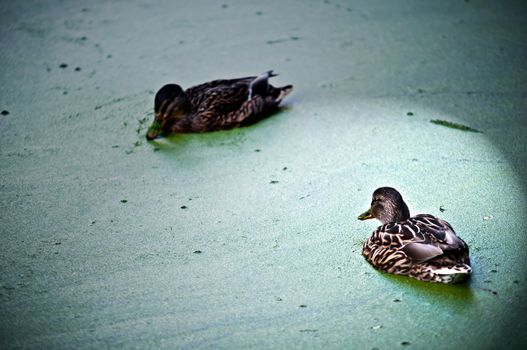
[377,270,475,306]
[425,101,527,344]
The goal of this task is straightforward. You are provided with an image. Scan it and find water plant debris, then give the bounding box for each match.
[430,119,480,132]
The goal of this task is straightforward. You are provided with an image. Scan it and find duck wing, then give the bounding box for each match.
[187,83,253,131]
[185,77,254,105]
[412,214,468,251]
[373,215,466,264]
[397,214,467,263]
[401,242,444,263]
[197,84,249,114]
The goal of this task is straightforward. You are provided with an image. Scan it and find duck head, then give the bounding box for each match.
[146,84,191,140]
[358,187,410,224]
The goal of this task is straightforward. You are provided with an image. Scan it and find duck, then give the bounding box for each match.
[146,70,293,140]
[358,187,471,284]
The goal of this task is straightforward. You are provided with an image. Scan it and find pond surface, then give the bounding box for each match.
[1,1,526,349]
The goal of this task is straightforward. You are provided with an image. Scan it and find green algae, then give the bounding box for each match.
[430,119,480,132]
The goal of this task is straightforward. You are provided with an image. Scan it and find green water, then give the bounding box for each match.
[1,1,526,349]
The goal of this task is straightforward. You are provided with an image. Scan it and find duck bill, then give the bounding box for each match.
[146,123,162,141]
[357,208,374,220]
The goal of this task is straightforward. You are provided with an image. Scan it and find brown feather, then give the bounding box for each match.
[147,72,292,137]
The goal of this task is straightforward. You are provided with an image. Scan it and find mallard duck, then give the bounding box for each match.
[358,187,471,284]
[146,70,293,140]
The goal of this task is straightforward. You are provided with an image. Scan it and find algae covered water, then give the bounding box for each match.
[1,1,526,349]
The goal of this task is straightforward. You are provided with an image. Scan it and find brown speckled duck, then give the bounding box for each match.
[146,71,293,140]
[358,187,471,284]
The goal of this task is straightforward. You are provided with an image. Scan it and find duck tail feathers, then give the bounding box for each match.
[276,85,293,102]
[248,70,280,99]
[432,264,472,284]
[259,70,278,78]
